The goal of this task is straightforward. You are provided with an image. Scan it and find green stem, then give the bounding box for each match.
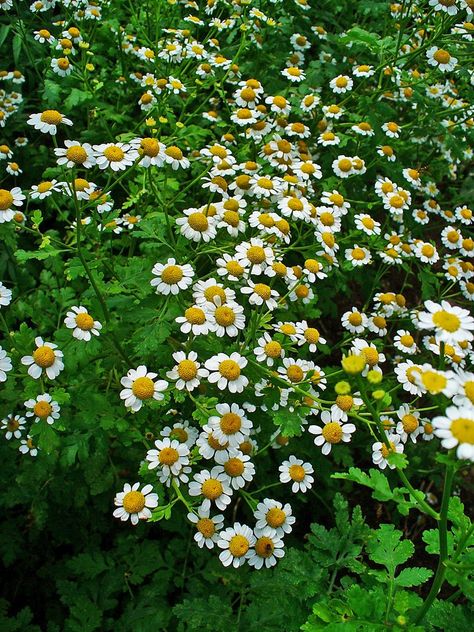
[414,464,455,625]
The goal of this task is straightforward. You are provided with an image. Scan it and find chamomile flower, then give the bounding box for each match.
[207,300,246,337]
[93,142,138,171]
[214,449,255,489]
[166,351,209,391]
[279,456,314,493]
[394,330,418,354]
[120,366,168,412]
[254,498,295,537]
[309,411,356,455]
[396,404,422,443]
[372,434,404,469]
[146,438,190,483]
[235,238,275,275]
[113,482,158,525]
[345,245,372,267]
[253,333,284,366]
[151,259,194,295]
[426,47,458,71]
[27,110,72,135]
[1,414,26,440]
[161,420,198,449]
[24,394,60,425]
[64,306,102,341]
[240,280,279,310]
[176,208,217,242]
[329,75,353,93]
[207,403,252,448]
[249,532,285,569]
[332,155,355,178]
[281,66,305,82]
[432,405,474,461]
[21,337,64,380]
[414,364,458,397]
[187,507,224,549]
[175,305,211,336]
[189,467,233,511]
[54,140,96,168]
[19,436,38,457]
[0,346,12,381]
[0,187,25,223]
[205,352,248,393]
[218,523,255,568]
[417,300,474,344]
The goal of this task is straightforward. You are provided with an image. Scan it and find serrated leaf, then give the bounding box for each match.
[394,567,433,587]
[367,524,414,575]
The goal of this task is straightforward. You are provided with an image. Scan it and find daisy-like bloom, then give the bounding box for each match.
[332,155,355,178]
[54,140,96,168]
[19,436,38,457]
[394,330,418,354]
[414,364,458,398]
[24,393,60,425]
[426,47,458,72]
[1,414,26,440]
[205,352,248,394]
[120,366,168,412]
[146,437,190,483]
[330,74,353,93]
[253,333,284,366]
[187,507,224,549]
[351,338,386,371]
[254,498,295,538]
[309,411,356,455]
[216,254,247,282]
[429,0,459,14]
[0,346,12,381]
[21,337,64,380]
[27,110,72,135]
[207,403,253,448]
[353,63,375,77]
[151,259,194,295]
[265,94,291,115]
[166,351,209,391]
[135,137,166,168]
[300,93,320,112]
[318,130,340,146]
[295,321,326,353]
[417,300,474,345]
[215,448,255,490]
[432,405,474,461]
[371,431,405,469]
[352,122,375,136]
[355,214,381,236]
[196,426,233,461]
[207,300,246,337]
[51,57,73,78]
[163,145,190,170]
[113,482,158,525]
[175,208,217,242]
[218,523,256,568]
[414,241,439,264]
[175,305,211,336]
[278,357,309,385]
[93,142,138,171]
[64,306,102,341]
[382,121,401,138]
[189,466,233,511]
[281,66,305,82]
[395,360,424,396]
[249,531,285,569]
[323,104,344,119]
[453,371,474,407]
[6,162,21,176]
[240,280,279,310]
[396,404,423,443]
[345,245,372,267]
[30,180,63,200]
[161,420,198,449]
[279,455,314,493]
[0,187,25,223]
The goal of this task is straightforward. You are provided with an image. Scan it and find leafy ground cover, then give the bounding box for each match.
[0,0,473,630]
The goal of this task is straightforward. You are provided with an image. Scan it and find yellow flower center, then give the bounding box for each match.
[131,376,155,400]
[224,457,245,477]
[421,244,435,257]
[400,334,414,347]
[358,122,372,131]
[177,360,198,381]
[196,517,215,537]
[7,417,20,431]
[220,412,242,435]
[140,138,160,157]
[33,346,55,368]
[421,370,447,394]
[390,195,404,208]
[103,146,125,162]
[255,536,275,558]
[432,310,460,332]
[402,414,419,433]
[287,364,304,383]
[170,427,188,442]
[187,212,208,232]
[123,490,146,514]
[161,265,183,285]
[33,401,52,418]
[348,312,362,326]
[253,283,271,300]
[288,464,306,482]
[204,285,226,303]
[40,110,63,125]
[185,306,206,325]
[229,534,249,557]
[0,189,14,210]
[322,421,343,443]
[266,507,286,528]
[362,347,379,367]
[214,306,236,327]
[218,359,241,381]
[450,418,474,445]
[336,395,353,411]
[247,246,266,264]
[322,232,335,248]
[201,478,223,500]
[223,210,240,227]
[158,447,179,465]
[75,312,94,330]
[433,49,451,64]
[304,328,320,344]
[224,260,243,277]
[381,442,395,459]
[351,247,366,261]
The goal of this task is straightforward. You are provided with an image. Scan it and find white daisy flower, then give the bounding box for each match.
[21,337,64,380]
[30,180,63,200]
[216,254,247,281]
[249,531,285,569]
[417,300,474,345]
[277,357,309,385]
[240,280,280,310]
[0,346,12,381]
[279,455,314,492]
[188,466,233,511]
[113,482,158,525]
[207,403,253,448]
[253,333,284,366]
[355,214,381,236]
[160,420,198,449]
[394,361,424,396]
[329,74,353,93]
[175,208,217,242]
[1,414,26,440]
[93,142,138,171]
[345,245,372,267]
[281,66,305,82]
[432,405,474,461]
[163,145,190,169]
[24,393,60,425]
[217,522,256,567]
[254,498,295,538]
[166,351,209,391]
[341,307,368,334]
[146,437,190,481]
[309,411,356,455]
[0,187,25,223]
[193,278,236,307]
[187,507,224,549]
[394,330,418,354]
[205,352,248,393]
[332,155,355,178]
[175,305,211,336]
[27,110,72,135]
[426,46,458,72]
[396,404,423,443]
[64,306,102,341]
[19,435,39,457]
[54,140,96,168]
[207,299,246,337]
[151,259,194,295]
[120,365,168,412]
[372,434,404,470]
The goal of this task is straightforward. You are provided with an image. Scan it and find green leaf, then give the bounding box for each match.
[367,524,414,576]
[394,567,433,587]
[12,33,22,66]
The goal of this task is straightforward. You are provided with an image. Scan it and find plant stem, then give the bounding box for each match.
[414,463,455,625]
